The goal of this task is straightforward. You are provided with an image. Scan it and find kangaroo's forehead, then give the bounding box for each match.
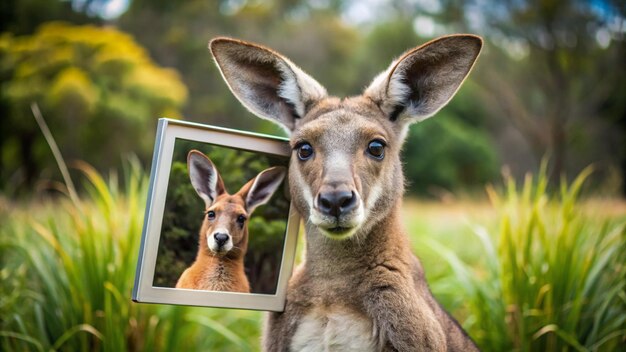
[293,97,396,147]
[210,195,246,213]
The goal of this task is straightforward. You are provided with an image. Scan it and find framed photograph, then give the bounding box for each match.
[132,118,299,311]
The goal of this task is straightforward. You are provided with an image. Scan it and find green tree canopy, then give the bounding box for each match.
[0,22,187,193]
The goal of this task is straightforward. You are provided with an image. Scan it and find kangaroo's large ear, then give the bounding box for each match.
[238,166,286,213]
[188,150,226,207]
[364,35,482,125]
[210,37,327,134]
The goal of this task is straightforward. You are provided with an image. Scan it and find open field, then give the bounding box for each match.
[1,167,624,351]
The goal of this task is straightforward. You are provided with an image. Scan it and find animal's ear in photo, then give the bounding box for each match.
[187,150,226,207]
[365,35,482,126]
[238,166,287,214]
[210,37,327,134]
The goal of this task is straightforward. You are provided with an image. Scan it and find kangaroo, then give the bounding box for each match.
[175,150,286,293]
[210,35,482,351]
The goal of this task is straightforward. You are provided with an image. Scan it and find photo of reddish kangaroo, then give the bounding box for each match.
[175,150,286,292]
[149,138,292,296]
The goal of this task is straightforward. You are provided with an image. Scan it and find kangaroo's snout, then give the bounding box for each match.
[310,179,365,239]
[317,189,357,218]
[206,229,233,254]
[213,232,229,247]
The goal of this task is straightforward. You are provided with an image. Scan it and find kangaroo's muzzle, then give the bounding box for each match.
[317,190,358,218]
[311,184,365,240]
[207,229,233,254]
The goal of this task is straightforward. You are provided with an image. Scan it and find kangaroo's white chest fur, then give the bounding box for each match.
[290,306,379,352]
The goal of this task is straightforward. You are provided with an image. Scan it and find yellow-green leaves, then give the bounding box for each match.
[48,67,98,116]
[0,22,188,193]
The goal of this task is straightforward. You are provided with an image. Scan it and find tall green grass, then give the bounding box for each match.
[0,161,262,351]
[427,166,626,351]
[2,158,624,351]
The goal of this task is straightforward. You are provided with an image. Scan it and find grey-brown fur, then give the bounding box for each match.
[210,35,482,351]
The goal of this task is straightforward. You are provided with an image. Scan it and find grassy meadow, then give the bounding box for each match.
[1,163,624,351]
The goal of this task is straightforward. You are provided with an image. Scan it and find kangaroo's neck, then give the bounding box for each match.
[303,199,410,271]
[189,228,249,292]
[196,252,244,277]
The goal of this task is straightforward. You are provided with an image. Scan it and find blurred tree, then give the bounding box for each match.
[0,0,96,35]
[416,0,626,189]
[119,0,360,136]
[0,22,187,193]
[403,115,499,197]
[477,0,625,186]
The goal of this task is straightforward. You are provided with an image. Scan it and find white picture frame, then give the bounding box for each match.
[132,118,299,311]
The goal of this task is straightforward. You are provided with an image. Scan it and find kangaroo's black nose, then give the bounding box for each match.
[214,233,229,247]
[317,190,357,218]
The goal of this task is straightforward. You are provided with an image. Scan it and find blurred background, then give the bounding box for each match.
[1,0,624,197]
[1,1,624,351]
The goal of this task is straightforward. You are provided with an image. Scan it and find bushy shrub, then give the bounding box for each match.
[403,114,499,196]
[0,22,187,193]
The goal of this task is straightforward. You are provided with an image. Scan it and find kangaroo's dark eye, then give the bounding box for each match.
[236,215,246,227]
[296,142,314,161]
[367,140,386,160]
[207,211,216,220]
